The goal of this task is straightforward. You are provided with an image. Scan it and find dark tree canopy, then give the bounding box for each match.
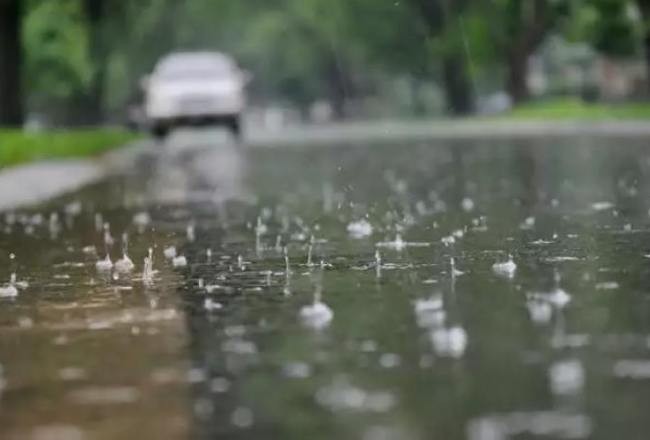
[0,0,23,126]
[1,0,650,127]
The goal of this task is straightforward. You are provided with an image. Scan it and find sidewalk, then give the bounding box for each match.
[2,118,650,211]
[0,139,152,211]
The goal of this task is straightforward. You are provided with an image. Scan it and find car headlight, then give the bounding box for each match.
[212,81,241,95]
[147,93,175,115]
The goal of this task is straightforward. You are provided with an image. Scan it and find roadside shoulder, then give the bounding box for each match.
[0,139,151,211]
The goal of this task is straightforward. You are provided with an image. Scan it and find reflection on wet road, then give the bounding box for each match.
[3,130,650,439]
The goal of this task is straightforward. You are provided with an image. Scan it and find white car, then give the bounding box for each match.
[143,51,247,139]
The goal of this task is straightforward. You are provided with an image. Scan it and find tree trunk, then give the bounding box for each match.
[409,0,474,116]
[442,53,473,116]
[507,49,530,104]
[504,0,549,105]
[82,0,106,125]
[0,0,23,126]
[642,33,650,96]
[409,77,427,116]
[325,56,349,120]
[638,1,650,95]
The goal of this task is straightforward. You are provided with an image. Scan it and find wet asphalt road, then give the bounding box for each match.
[3,129,650,439]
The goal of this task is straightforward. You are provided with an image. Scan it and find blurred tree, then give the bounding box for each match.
[588,0,638,57]
[634,0,650,90]
[335,0,431,115]
[480,0,565,103]
[578,0,646,92]
[17,0,650,125]
[80,0,106,123]
[23,0,182,124]
[200,0,361,119]
[24,0,93,124]
[78,0,165,123]
[408,0,475,115]
[285,0,361,119]
[270,0,353,119]
[0,0,23,126]
[504,1,553,103]
[115,0,184,100]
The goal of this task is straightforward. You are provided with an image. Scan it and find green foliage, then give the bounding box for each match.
[588,0,640,57]
[509,97,650,119]
[340,0,433,75]
[17,0,650,122]
[0,129,139,168]
[236,7,332,105]
[23,0,91,103]
[23,0,186,117]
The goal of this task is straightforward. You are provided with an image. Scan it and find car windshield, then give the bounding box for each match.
[156,68,229,80]
[155,54,234,80]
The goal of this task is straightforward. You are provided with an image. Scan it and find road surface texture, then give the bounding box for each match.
[2,126,650,439]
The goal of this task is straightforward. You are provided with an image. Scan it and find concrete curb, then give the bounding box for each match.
[246,119,650,148]
[0,139,151,212]
[2,119,649,211]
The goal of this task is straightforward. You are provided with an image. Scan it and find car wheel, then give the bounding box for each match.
[225,116,242,141]
[151,124,170,140]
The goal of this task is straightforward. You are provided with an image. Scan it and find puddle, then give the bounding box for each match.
[2,136,650,438]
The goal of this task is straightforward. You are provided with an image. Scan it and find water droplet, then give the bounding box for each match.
[492,254,517,278]
[549,359,584,395]
[231,406,254,428]
[172,255,188,268]
[347,219,373,238]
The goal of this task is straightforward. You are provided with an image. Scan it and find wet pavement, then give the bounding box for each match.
[3,129,650,439]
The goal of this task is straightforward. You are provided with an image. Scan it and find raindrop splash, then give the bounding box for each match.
[375,250,382,279]
[172,255,188,268]
[450,257,464,278]
[163,246,177,259]
[114,233,135,274]
[142,248,155,286]
[284,246,291,274]
[0,254,18,298]
[492,254,517,278]
[306,235,314,267]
